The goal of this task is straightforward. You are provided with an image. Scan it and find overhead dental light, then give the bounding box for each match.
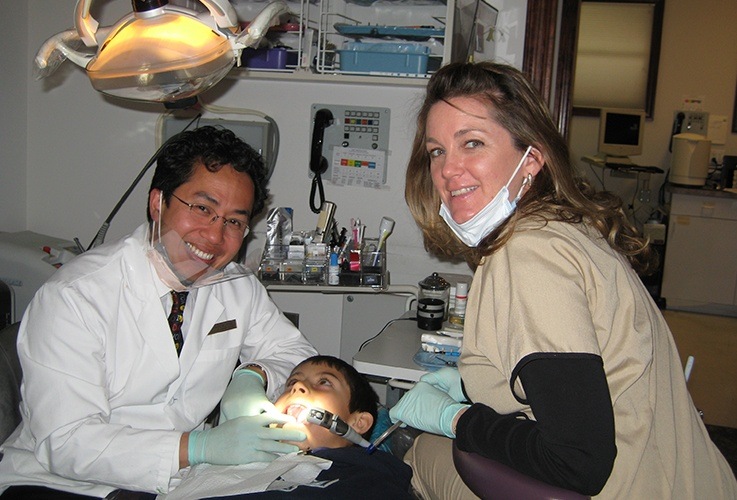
[34,0,288,105]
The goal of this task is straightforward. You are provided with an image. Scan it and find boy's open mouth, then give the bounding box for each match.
[285,404,310,422]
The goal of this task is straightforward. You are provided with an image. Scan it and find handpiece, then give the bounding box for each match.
[305,407,371,449]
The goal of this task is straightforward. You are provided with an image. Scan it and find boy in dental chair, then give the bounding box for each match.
[206,355,414,499]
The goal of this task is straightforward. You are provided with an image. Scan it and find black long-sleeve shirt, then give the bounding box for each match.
[455,354,617,496]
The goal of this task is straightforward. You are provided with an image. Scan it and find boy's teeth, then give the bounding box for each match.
[187,243,213,260]
[286,404,308,421]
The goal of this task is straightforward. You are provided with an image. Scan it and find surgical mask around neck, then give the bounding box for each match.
[146,195,251,291]
[440,146,533,247]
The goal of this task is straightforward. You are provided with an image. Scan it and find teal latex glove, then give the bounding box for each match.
[188,414,306,465]
[389,381,470,438]
[420,367,466,402]
[220,369,275,423]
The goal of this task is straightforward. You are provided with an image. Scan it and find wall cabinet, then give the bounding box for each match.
[661,189,737,317]
[230,0,498,84]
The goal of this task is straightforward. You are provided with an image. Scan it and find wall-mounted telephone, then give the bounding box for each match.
[309,108,335,213]
[670,110,709,151]
[307,103,391,190]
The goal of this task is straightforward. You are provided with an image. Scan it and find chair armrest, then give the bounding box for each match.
[451,441,590,500]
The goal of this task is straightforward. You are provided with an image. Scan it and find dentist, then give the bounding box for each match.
[0,126,317,498]
[391,62,736,499]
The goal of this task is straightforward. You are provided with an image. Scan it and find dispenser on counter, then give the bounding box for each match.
[418,272,450,321]
[670,133,711,186]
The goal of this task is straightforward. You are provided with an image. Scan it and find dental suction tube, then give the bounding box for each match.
[306,408,371,448]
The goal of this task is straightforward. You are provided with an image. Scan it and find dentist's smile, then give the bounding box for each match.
[186,242,214,262]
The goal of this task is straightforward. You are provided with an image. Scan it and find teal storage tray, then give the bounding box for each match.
[334,24,444,41]
[336,42,430,75]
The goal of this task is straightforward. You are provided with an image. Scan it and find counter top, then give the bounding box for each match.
[667,183,737,199]
[352,314,428,382]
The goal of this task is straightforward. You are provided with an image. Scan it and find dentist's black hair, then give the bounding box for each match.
[147,125,269,222]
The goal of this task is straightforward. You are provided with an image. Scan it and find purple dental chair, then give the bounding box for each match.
[452,441,590,500]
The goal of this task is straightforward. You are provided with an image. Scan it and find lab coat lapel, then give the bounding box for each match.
[134,291,182,378]
[174,287,225,383]
[123,234,182,378]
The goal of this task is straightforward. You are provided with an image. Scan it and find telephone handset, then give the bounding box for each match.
[309,109,334,213]
[670,112,685,152]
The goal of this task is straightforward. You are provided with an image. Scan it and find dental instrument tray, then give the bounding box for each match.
[413,350,458,370]
[413,330,462,369]
[334,23,444,40]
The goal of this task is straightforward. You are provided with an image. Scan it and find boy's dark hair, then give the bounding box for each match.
[296,355,379,439]
[147,125,269,222]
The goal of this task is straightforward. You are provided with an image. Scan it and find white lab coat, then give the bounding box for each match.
[0,224,317,497]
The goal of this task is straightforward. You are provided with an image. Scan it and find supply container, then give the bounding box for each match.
[448,281,468,327]
[337,42,430,75]
[241,47,296,69]
[417,298,445,331]
[418,272,450,319]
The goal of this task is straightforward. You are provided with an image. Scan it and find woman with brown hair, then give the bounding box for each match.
[390,61,736,499]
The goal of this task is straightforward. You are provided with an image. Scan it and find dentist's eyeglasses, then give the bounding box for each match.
[170,193,250,239]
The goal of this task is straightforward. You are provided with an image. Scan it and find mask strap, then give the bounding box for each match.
[158,195,163,243]
[151,193,163,248]
[509,146,533,202]
[505,146,533,190]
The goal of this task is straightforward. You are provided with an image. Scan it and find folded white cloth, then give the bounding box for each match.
[158,453,332,499]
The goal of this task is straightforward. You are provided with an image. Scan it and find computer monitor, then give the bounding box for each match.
[597,108,646,160]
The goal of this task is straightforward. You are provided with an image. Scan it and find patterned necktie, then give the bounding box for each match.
[168,291,189,356]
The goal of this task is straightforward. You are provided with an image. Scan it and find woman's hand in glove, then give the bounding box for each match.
[219,369,275,422]
[389,381,470,438]
[188,413,306,465]
[420,367,466,402]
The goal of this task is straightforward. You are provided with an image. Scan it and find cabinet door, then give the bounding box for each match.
[661,214,737,309]
[269,291,345,358]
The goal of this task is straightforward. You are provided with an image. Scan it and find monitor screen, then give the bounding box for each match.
[597,108,646,158]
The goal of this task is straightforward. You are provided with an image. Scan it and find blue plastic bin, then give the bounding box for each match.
[337,42,430,75]
[241,47,296,70]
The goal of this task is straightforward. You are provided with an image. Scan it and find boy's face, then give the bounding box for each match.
[274,361,372,451]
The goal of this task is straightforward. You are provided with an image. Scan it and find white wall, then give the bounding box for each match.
[0,1,28,232]
[4,0,733,282]
[569,0,737,227]
[1,0,527,288]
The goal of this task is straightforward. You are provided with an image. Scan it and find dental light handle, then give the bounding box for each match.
[306,408,370,448]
